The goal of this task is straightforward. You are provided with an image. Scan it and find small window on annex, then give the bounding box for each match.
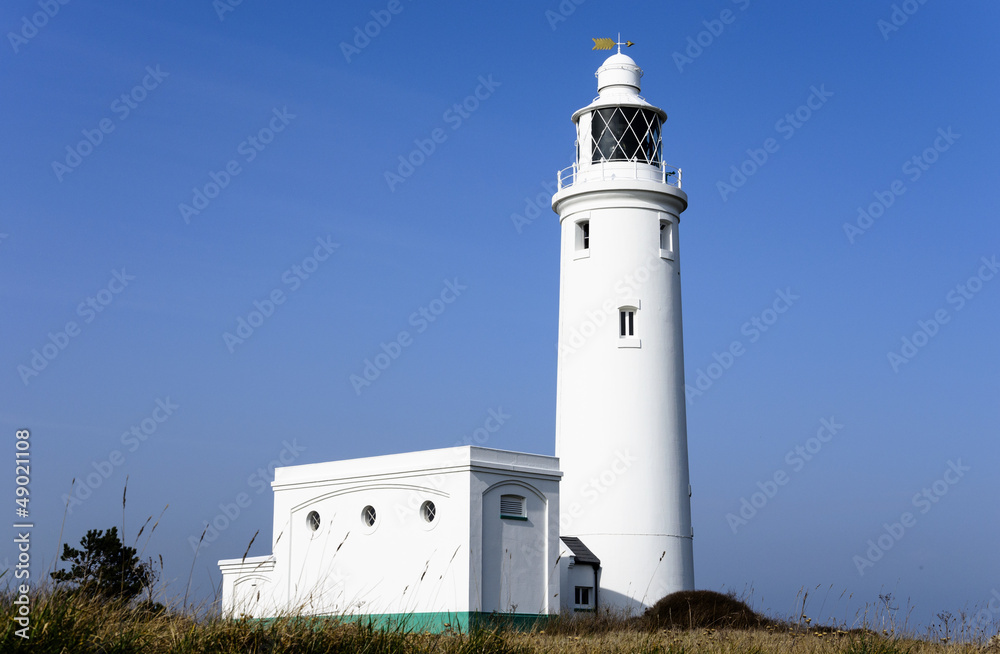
[574,586,592,607]
[421,500,436,523]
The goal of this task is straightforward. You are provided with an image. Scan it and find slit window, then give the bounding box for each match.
[660,221,670,250]
[620,309,635,337]
[500,494,526,519]
[576,220,590,251]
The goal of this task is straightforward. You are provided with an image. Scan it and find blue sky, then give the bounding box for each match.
[2,0,998,632]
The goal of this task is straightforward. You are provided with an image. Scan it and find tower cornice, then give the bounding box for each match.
[552,180,688,219]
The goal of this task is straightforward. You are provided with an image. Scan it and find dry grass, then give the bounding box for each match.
[1,586,996,654]
[508,627,992,654]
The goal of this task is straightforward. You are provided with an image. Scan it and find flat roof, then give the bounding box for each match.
[271,445,560,490]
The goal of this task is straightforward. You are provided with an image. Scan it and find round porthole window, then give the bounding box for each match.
[306,510,320,531]
[362,505,376,527]
[420,500,436,523]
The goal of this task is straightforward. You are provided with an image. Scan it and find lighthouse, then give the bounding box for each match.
[219,47,697,628]
[552,49,694,612]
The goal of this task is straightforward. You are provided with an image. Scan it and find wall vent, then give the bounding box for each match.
[500,494,526,519]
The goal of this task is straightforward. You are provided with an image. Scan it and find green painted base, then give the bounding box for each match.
[319,611,550,634]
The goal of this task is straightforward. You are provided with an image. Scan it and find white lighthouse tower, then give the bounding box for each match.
[552,48,694,612]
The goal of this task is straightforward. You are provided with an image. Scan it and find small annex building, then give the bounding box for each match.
[219,446,564,630]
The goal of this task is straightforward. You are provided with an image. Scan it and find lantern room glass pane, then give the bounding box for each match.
[591,107,661,165]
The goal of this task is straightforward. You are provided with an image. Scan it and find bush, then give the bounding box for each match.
[50,526,157,603]
[640,590,776,630]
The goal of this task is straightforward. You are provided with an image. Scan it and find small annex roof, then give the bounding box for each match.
[560,536,601,566]
[270,445,560,490]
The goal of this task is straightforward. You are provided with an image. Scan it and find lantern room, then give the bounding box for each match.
[559,53,677,188]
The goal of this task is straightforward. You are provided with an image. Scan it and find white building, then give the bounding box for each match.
[220,447,561,631]
[219,48,694,628]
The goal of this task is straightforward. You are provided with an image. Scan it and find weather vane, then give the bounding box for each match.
[592,33,634,52]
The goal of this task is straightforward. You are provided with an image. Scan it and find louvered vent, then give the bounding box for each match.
[499,494,526,518]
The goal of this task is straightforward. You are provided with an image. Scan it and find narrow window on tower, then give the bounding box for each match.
[660,218,675,260]
[574,219,591,259]
[619,309,634,337]
[618,304,640,348]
